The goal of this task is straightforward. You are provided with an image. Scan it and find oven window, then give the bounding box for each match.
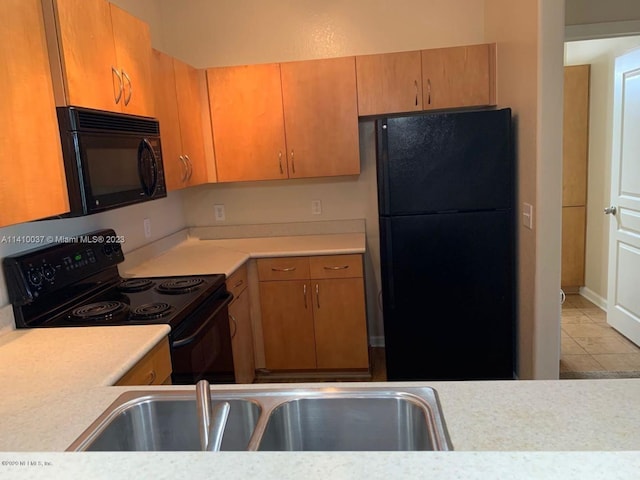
[83,135,144,196]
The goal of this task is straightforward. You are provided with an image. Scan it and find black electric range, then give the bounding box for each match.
[2,229,235,384]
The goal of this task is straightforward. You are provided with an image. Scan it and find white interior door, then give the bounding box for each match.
[607,47,640,346]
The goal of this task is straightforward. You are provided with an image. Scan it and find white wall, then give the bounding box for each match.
[485,0,565,379]
[564,36,640,307]
[156,0,485,68]
[565,0,640,26]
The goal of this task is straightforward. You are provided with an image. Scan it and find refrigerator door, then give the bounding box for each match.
[377,109,512,216]
[380,211,515,380]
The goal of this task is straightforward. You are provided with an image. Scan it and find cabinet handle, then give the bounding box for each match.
[145,369,157,385]
[427,79,431,105]
[315,283,320,309]
[112,66,123,104]
[122,69,132,106]
[290,149,295,174]
[179,155,188,182]
[271,266,296,272]
[414,79,419,106]
[303,284,307,309]
[323,265,349,270]
[229,314,238,339]
[185,155,193,181]
[233,279,244,288]
[278,151,284,174]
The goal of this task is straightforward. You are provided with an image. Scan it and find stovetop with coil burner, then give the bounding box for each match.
[2,229,226,330]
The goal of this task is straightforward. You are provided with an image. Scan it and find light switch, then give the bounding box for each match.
[311,200,322,215]
[522,203,533,230]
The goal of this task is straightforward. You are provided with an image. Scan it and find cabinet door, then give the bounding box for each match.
[422,44,495,110]
[151,49,184,190]
[259,281,316,370]
[561,206,586,288]
[312,278,369,369]
[110,3,154,116]
[280,57,360,178]
[207,64,287,182]
[229,287,256,384]
[356,51,423,115]
[563,65,590,207]
[173,59,208,186]
[53,0,120,111]
[0,0,69,227]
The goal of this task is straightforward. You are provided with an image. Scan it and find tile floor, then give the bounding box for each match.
[561,294,640,376]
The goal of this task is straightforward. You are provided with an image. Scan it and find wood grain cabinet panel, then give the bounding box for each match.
[110,3,154,116]
[259,280,317,370]
[228,266,255,384]
[116,337,172,386]
[280,56,360,178]
[422,43,495,110]
[152,51,209,190]
[207,63,288,182]
[563,65,590,207]
[257,255,369,372]
[561,65,590,289]
[44,0,154,116]
[356,50,423,115]
[0,0,69,227]
[562,206,587,288]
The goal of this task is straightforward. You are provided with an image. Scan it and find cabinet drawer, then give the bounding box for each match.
[309,255,363,279]
[116,337,172,386]
[227,264,248,299]
[257,257,310,281]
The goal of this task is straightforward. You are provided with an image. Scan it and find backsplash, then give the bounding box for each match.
[0,192,186,308]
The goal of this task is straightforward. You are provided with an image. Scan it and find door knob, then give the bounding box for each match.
[604,206,617,215]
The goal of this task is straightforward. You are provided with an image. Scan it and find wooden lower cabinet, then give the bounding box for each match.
[257,255,369,372]
[227,265,256,384]
[116,337,172,386]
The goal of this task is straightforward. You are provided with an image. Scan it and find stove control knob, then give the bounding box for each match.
[28,269,43,287]
[43,265,56,282]
[103,244,113,256]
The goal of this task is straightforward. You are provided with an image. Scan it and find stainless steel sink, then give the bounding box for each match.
[70,393,261,451]
[68,386,452,451]
[258,396,438,451]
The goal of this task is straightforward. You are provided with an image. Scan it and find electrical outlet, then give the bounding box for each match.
[311,200,322,215]
[143,218,151,239]
[522,203,533,230]
[214,204,226,221]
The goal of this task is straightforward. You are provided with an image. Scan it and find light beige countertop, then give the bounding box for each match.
[2,228,639,478]
[0,325,169,451]
[121,233,366,278]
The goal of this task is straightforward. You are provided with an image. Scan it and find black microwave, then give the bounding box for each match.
[56,106,167,216]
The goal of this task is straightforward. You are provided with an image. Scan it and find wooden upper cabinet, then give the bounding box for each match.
[207,63,288,182]
[174,58,208,186]
[563,65,590,207]
[151,50,183,190]
[50,0,119,111]
[280,57,360,178]
[356,51,423,116]
[152,50,208,190]
[109,3,154,116]
[422,43,496,110]
[0,0,69,227]
[45,0,154,115]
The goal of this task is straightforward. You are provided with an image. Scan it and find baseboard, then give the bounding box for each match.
[370,335,385,347]
[579,287,607,311]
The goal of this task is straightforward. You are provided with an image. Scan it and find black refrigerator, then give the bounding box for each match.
[377,108,515,381]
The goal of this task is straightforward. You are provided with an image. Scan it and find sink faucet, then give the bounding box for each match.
[196,380,230,451]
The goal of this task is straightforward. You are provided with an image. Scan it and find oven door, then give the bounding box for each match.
[170,291,235,385]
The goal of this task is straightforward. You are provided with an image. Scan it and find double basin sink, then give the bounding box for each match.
[68,385,452,451]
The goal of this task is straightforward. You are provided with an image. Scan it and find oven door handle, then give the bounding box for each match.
[172,292,233,348]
